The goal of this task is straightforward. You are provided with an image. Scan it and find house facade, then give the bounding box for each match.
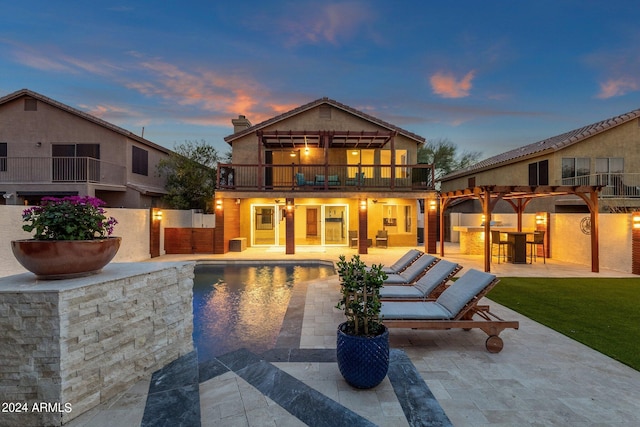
[0,89,171,208]
[439,107,640,213]
[214,97,438,254]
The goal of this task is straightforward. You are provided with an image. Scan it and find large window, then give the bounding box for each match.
[528,160,549,185]
[562,157,590,185]
[380,149,408,178]
[595,158,623,185]
[347,149,374,180]
[132,146,149,176]
[0,143,6,172]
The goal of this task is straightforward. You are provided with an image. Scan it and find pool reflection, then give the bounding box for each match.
[193,264,334,361]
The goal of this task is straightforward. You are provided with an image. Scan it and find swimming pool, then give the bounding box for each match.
[192,262,335,361]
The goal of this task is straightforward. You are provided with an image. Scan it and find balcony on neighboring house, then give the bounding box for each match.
[217,163,435,191]
[560,173,640,198]
[0,157,126,185]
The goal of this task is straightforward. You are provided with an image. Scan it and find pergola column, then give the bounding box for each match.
[285,198,295,255]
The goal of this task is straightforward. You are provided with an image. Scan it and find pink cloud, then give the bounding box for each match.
[127,60,284,126]
[279,1,376,46]
[596,77,639,99]
[430,71,476,98]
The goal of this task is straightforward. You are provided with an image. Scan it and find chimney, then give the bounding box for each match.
[231,115,252,133]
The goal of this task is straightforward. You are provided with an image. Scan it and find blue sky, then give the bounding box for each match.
[2,1,639,159]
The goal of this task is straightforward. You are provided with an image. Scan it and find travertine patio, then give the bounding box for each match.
[64,245,640,426]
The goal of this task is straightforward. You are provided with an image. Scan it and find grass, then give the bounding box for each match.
[487,277,640,371]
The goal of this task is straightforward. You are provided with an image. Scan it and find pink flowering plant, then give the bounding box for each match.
[21,196,118,240]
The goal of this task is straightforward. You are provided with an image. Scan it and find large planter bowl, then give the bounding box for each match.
[336,322,389,389]
[11,237,122,280]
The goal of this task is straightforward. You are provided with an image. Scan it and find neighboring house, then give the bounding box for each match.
[439,107,640,213]
[214,97,437,254]
[0,89,171,208]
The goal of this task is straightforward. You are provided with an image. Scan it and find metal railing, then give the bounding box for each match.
[217,163,435,191]
[560,173,640,198]
[0,157,126,184]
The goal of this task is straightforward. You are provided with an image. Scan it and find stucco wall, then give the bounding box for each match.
[0,206,215,277]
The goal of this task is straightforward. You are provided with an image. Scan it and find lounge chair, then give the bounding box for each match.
[380,249,423,274]
[380,259,462,300]
[383,254,438,284]
[381,269,519,352]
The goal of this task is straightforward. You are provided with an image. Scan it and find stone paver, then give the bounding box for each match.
[66,245,640,426]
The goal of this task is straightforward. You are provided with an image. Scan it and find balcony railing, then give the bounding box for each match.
[0,157,126,184]
[217,163,435,191]
[560,173,640,198]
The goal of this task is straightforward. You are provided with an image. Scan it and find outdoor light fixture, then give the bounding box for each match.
[215,199,223,211]
[153,210,163,220]
[535,212,547,225]
[360,200,367,211]
[633,212,640,229]
[429,199,437,211]
[304,136,309,154]
[290,151,296,157]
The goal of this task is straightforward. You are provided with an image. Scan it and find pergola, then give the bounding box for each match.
[438,185,603,273]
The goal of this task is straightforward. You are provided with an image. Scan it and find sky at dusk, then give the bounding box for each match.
[2,1,639,160]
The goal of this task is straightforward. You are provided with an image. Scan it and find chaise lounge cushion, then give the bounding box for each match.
[381,300,452,319]
[435,269,496,316]
[382,249,423,274]
[384,254,437,284]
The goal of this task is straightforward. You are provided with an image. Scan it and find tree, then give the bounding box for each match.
[417,137,482,181]
[157,140,220,212]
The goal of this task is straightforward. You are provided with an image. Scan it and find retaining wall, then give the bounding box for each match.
[0,262,194,426]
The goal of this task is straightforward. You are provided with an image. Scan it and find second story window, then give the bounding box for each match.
[562,157,590,185]
[528,160,548,186]
[0,142,7,172]
[132,146,148,176]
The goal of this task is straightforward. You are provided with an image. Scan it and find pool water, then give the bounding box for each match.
[192,263,334,361]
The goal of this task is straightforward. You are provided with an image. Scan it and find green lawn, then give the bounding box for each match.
[487,277,640,371]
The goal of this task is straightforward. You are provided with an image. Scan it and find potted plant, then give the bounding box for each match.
[11,196,120,279]
[335,254,389,389]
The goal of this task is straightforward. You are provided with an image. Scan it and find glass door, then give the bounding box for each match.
[252,205,277,246]
[323,205,348,245]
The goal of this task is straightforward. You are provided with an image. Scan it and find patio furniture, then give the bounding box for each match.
[380,249,423,274]
[375,230,388,248]
[314,175,340,187]
[507,232,529,264]
[384,254,438,284]
[380,259,462,300]
[381,269,519,353]
[491,230,511,263]
[349,230,358,248]
[527,231,546,264]
[346,172,365,186]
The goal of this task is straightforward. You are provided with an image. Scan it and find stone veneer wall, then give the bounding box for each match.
[0,262,194,426]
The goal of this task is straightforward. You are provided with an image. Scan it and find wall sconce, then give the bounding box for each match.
[360,200,367,211]
[429,199,437,211]
[286,203,294,211]
[215,199,223,211]
[153,210,163,221]
[535,212,547,225]
[632,212,640,229]
[289,150,297,157]
[235,198,241,205]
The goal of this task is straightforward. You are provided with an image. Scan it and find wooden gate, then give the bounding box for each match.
[164,228,215,254]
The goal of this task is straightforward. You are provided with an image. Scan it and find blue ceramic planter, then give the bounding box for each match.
[336,322,389,389]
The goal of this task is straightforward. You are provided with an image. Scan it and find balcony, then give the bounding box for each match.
[217,163,435,191]
[560,173,640,198]
[0,157,126,184]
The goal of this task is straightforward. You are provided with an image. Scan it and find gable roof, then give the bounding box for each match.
[440,107,640,182]
[0,88,172,154]
[223,97,426,144]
